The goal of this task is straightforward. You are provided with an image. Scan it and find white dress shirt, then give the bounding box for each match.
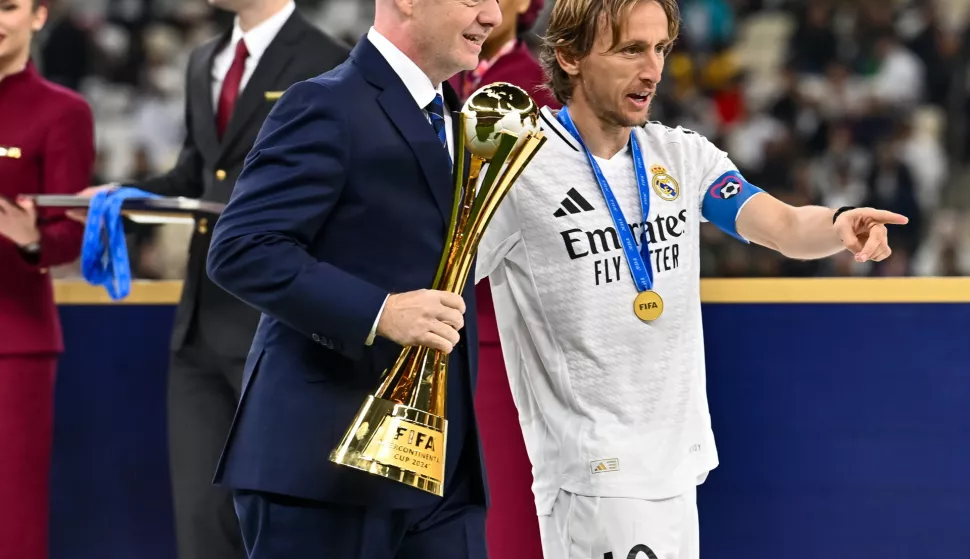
[366,27,455,160]
[210,1,296,109]
[364,26,456,344]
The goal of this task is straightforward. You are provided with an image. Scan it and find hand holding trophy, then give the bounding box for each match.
[329,83,546,496]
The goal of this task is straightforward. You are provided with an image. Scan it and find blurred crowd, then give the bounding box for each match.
[652,0,970,277]
[35,0,970,278]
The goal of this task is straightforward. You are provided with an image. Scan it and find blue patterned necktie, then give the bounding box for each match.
[426,94,448,151]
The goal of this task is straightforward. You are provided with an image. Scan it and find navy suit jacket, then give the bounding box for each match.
[206,36,486,509]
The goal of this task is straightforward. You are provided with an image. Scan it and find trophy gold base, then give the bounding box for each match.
[329,395,448,496]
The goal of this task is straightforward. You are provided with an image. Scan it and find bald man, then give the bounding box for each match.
[204,0,502,556]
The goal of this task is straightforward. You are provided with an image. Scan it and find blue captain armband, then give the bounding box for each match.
[701,170,764,242]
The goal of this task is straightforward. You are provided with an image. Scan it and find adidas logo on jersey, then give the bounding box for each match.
[553,188,595,218]
[590,458,620,474]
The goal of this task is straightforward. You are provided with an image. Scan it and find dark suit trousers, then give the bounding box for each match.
[233,451,488,559]
[0,355,57,559]
[168,336,246,559]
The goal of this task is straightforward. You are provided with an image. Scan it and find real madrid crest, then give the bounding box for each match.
[650,164,679,202]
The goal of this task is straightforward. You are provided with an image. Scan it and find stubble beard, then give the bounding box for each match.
[584,79,651,131]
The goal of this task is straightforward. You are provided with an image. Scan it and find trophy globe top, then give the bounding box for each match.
[461,82,540,160]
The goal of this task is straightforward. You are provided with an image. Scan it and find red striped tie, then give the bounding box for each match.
[216,39,249,139]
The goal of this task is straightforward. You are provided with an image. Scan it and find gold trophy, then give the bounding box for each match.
[329,83,546,496]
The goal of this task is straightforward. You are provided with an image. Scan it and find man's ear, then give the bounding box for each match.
[555,45,581,78]
[394,0,415,18]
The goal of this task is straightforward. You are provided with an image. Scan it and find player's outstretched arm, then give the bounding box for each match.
[735,193,909,262]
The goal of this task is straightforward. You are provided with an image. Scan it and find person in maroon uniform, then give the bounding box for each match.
[0,0,95,556]
[450,1,558,557]
[450,0,558,109]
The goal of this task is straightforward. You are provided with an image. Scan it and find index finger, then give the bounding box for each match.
[66,209,89,223]
[437,291,467,314]
[77,185,113,198]
[861,208,909,225]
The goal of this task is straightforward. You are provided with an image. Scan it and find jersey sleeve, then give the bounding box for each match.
[475,187,522,284]
[693,135,765,243]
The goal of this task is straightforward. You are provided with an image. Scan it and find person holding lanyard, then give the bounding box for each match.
[475,0,907,556]
[0,0,95,557]
[73,3,350,557]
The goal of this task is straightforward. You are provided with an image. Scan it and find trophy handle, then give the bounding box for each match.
[455,132,546,289]
[443,131,547,293]
[431,118,471,290]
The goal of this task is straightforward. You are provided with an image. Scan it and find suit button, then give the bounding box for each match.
[312,333,321,343]
[216,169,227,181]
[197,217,208,234]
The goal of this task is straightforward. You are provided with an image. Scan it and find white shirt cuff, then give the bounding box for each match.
[366,295,389,346]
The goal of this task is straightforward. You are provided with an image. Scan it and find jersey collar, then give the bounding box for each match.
[539,106,648,157]
[539,106,581,152]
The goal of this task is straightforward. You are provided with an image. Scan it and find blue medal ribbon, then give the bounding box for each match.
[557,107,654,293]
[81,187,162,300]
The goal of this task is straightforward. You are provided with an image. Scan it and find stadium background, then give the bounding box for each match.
[29,0,970,558]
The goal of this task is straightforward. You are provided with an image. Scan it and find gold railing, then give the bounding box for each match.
[53,278,970,305]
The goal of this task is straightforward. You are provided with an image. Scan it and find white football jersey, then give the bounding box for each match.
[476,106,763,515]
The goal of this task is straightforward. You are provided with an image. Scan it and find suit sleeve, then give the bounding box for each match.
[134,58,204,199]
[206,80,389,361]
[33,97,94,268]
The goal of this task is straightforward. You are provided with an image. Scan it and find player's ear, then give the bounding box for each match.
[555,44,581,78]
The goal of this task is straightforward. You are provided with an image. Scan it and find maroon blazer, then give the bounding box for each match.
[450,40,561,343]
[0,62,94,355]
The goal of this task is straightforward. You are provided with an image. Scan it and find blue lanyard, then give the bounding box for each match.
[556,107,654,292]
[81,187,161,300]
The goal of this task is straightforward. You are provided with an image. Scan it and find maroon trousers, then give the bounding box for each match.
[476,343,543,559]
[0,355,57,559]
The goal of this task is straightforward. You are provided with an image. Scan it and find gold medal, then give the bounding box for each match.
[633,290,663,322]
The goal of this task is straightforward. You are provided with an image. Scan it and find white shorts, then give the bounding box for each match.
[538,488,699,559]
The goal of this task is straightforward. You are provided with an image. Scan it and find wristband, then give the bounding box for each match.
[832,206,856,224]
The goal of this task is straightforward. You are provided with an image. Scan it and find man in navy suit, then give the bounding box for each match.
[205,0,502,555]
